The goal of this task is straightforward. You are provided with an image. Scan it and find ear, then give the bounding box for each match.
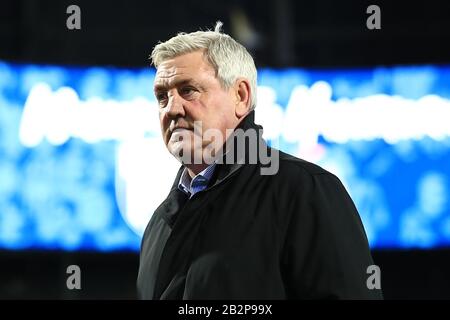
[234,78,252,118]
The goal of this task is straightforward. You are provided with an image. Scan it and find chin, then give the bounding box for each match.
[167,142,190,163]
[175,147,208,166]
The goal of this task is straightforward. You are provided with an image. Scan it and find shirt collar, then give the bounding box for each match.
[177,163,217,196]
[173,110,266,195]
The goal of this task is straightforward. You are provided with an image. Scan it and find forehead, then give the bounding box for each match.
[154,51,216,88]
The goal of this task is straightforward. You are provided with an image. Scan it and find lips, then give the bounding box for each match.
[169,127,194,143]
[172,127,191,133]
[169,122,193,132]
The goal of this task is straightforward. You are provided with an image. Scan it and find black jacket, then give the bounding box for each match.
[137,111,383,299]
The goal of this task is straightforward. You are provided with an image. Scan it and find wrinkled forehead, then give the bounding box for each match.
[154,52,216,86]
[153,66,193,92]
[155,64,185,82]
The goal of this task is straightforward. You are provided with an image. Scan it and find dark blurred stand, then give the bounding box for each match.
[0,250,139,299]
[1,0,449,68]
[1,0,450,300]
[1,249,450,299]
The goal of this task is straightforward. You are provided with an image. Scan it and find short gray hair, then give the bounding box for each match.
[150,21,257,110]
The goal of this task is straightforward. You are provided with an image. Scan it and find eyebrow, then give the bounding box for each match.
[154,78,198,92]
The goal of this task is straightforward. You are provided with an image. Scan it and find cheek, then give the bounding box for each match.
[212,98,235,126]
[159,112,170,139]
[188,94,234,131]
[205,95,234,117]
[200,114,229,144]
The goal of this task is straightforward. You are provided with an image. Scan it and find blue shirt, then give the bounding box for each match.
[177,164,217,198]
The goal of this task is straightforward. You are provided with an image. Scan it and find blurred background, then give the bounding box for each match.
[1,0,450,299]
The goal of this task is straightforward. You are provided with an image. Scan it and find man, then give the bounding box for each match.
[137,22,383,300]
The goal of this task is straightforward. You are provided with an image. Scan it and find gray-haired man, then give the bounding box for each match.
[137,22,382,300]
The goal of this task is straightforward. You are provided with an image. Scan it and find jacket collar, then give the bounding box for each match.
[161,110,267,227]
[169,110,266,191]
[212,110,266,186]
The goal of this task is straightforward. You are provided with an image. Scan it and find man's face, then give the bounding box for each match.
[154,50,238,165]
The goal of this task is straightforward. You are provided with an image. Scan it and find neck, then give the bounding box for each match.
[183,111,257,178]
[185,164,209,178]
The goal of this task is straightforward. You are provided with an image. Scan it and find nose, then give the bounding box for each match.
[165,90,185,119]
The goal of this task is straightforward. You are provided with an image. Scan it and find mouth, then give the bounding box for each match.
[171,127,192,133]
[168,127,194,142]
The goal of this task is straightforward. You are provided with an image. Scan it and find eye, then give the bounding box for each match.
[179,86,196,97]
[155,92,168,105]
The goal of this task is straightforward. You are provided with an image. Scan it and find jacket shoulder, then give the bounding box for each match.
[276,149,337,180]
